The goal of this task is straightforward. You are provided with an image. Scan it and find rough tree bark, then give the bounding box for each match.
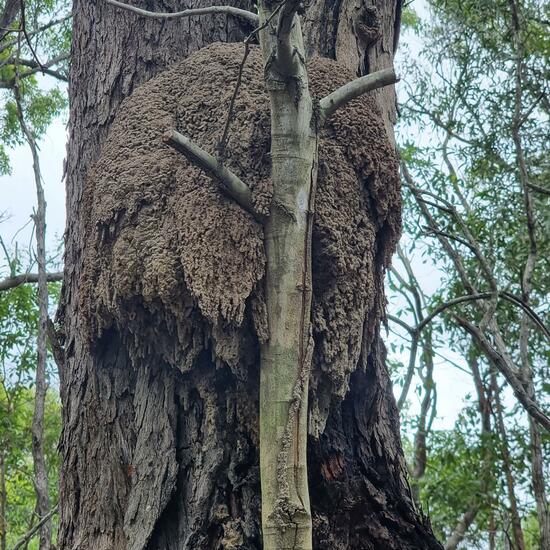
[57,1,442,549]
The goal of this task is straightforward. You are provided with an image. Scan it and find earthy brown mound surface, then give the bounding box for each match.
[80,42,400,433]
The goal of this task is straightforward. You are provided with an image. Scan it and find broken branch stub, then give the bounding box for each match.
[319,67,398,122]
[163,130,264,223]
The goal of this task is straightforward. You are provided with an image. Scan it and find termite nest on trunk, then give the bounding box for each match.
[80,42,400,434]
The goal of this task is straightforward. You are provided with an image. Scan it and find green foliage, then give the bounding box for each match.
[401,5,421,32]
[391,0,550,545]
[414,428,497,543]
[1,85,67,147]
[0,0,70,174]
[1,388,61,549]
[1,245,62,546]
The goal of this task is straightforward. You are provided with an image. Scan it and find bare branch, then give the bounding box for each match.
[104,0,259,24]
[397,333,419,410]
[0,14,71,56]
[14,52,53,548]
[319,68,398,121]
[11,505,58,550]
[454,314,550,433]
[402,163,477,295]
[417,196,454,214]
[163,130,264,222]
[444,507,479,550]
[403,167,497,292]
[527,182,550,196]
[387,314,414,335]
[0,53,69,88]
[412,292,550,342]
[391,296,533,414]
[423,226,476,252]
[490,370,527,549]
[0,271,63,291]
[4,55,69,80]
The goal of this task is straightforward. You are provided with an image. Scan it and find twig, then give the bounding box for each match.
[104,0,259,24]
[417,196,454,214]
[217,43,251,162]
[163,130,263,222]
[217,1,285,160]
[19,0,44,71]
[0,14,71,55]
[527,182,550,197]
[423,226,475,252]
[11,505,58,550]
[0,271,63,291]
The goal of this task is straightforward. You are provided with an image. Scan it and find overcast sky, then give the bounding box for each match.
[1,101,67,265]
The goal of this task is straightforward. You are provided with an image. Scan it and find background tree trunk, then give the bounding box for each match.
[58,1,441,548]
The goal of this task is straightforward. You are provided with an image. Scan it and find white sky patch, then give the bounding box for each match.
[0,87,67,267]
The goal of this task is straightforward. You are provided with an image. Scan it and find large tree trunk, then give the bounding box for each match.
[57,1,441,548]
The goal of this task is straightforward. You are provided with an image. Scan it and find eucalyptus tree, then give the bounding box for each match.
[389,0,549,545]
[1,2,69,547]
[53,0,443,549]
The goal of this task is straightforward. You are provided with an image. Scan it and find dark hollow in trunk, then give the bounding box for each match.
[57,2,442,549]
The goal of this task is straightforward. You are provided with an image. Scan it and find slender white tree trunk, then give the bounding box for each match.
[14,71,52,550]
[257,4,317,548]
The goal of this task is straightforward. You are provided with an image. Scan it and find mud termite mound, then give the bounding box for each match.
[78,42,400,548]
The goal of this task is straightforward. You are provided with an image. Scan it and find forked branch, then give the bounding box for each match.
[319,68,398,121]
[275,0,302,75]
[105,0,259,24]
[454,314,550,433]
[163,130,263,222]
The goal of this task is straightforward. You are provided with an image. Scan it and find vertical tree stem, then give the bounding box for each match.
[257,3,317,548]
[508,0,550,544]
[14,58,52,550]
[491,372,525,550]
